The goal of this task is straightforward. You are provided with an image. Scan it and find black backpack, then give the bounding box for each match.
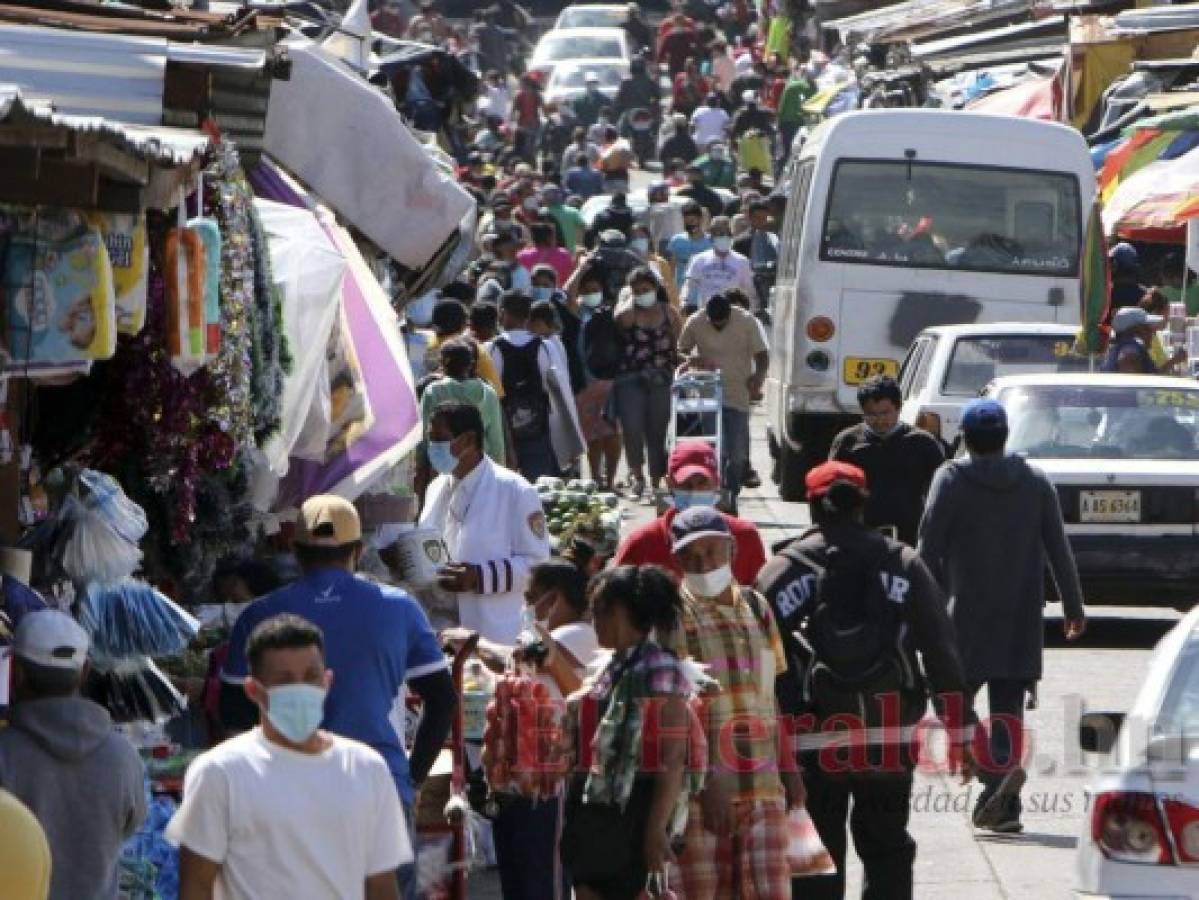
[496,336,550,441]
[582,308,623,380]
[786,541,921,726]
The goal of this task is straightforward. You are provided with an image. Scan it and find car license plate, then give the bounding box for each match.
[1079,490,1141,523]
[843,357,899,385]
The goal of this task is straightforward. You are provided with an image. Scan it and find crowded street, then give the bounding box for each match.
[2,1,1199,900]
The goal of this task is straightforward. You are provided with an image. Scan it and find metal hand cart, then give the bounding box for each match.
[669,369,723,464]
[407,634,478,900]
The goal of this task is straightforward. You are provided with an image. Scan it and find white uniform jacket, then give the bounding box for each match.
[419,456,550,644]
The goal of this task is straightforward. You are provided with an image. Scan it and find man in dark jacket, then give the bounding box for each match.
[829,375,945,546]
[919,398,1086,835]
[0,610,147,900]
[758,461,974,900]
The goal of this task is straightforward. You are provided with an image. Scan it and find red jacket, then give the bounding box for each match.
[614,508,767,585]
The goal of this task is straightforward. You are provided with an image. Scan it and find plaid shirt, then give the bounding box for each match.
[661,585,788,804]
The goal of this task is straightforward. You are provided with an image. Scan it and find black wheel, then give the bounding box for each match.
[777,418,844,502]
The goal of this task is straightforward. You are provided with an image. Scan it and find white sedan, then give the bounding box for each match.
[527,27,630,81]
[897,322,1088,446]
[554,4,630,30]
[985,373,1199,608]
[1075,605,1199,897]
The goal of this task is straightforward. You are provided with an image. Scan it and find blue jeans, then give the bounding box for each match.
[722,406,751,502]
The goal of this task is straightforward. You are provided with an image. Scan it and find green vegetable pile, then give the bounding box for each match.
[535,477,622,555]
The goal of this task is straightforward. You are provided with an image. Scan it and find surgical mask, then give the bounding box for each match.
[264,684,327,744]
[869,421,903,439]
[673,489,719,511]
[711,147,727,160]
[635,290,658,308]
[579,292,604,308]
[427,440,458,474]
[532,286,553,301]
[713,236,733,253]
[631,237,650,255]
[683,564,733,598]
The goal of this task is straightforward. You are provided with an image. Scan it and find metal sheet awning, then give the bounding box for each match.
[912,16,1066,60]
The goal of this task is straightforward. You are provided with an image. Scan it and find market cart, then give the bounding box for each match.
[670,369,723,463]
[408,634,478,900]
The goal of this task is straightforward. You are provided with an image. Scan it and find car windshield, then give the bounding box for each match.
[1156,641,1199,739]
[999,384,1199,460]
[942,336,1090,396]
[821,160,1081,277]
[559,9,626,28]
[539,36,623,61]
[551,65,624,90]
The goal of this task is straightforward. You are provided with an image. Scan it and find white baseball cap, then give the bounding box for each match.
[14,610,89,670]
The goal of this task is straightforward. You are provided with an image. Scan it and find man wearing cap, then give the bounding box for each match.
[659,505,800,899]
[1109,241,1146,312]
[614,439,767,583]
[221,495,455,896]
[756,462,975,900]
[477,193,531,248]
[0,610,146,900]
[682,216,756,313]
[678,290,769,513]
[1101,306,1179,375]
[919,398,1086,835]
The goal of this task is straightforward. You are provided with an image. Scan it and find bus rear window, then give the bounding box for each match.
[820,160,1081,277]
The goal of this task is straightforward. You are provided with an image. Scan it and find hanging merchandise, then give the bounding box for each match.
[79,579,200,658]
[54,469,148,586]
[164,218,207,377]
[188,215,223,361]
[2,219,117,374]
[84,656,185,724]
[90,212,149,336]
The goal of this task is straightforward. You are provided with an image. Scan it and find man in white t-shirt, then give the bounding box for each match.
[169,615,410,900]
[682,216,756,312]
[690,94,730,150]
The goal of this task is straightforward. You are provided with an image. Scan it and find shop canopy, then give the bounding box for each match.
[965,72,1062,120]
[1102,145,1199,242]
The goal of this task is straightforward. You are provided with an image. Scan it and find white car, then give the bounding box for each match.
[983,373,1199,608]
[545,59,629,107]
[897,323,1088,446]
[527,27,630,81]
[554,4,630,30]
[1074,605,1199,897]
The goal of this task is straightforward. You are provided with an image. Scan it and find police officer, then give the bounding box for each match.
[756,461,975,900]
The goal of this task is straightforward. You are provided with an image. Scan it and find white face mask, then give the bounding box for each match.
[635,290,658,308]
[631,237,650,255]
[683,564,733,598]
[579,292,604,308]
[713,236,733,253]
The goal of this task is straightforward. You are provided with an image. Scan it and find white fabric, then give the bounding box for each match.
[265,40,473,269]
[682,248,756,307]
[321,0,371,73]
[551,622,601,671]
[166,730,410,900]
[691,105,730,148]
[420,458,550,644]
[253,199,347,476]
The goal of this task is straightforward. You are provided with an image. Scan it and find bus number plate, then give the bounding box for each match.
[843,357,899,385]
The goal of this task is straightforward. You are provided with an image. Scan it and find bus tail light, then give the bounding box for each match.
[915,410,942,438]
[1162,798,1199,863]
[806,317,835,342]
[1092,791,1172,865]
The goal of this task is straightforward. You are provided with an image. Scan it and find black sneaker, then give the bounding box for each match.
[973,768,1027,830]
[743,466,762,489]
[987,818,1024,835]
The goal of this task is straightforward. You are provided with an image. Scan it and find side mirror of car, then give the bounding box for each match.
[1079,711,1125,754]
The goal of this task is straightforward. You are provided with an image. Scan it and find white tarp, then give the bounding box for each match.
[254,198,347,476]
[264,39,474,270]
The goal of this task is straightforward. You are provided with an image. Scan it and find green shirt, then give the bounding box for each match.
[695,155,736,190]
[777,77,816,126]
[420,377,506,465]
[548,203,586,252]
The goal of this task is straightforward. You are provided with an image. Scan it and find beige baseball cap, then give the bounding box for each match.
[295,495,362,547]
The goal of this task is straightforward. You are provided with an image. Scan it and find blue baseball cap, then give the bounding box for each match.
[670,505,730,553]
[961,398,1008,433]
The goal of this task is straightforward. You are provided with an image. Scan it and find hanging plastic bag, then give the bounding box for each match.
[637,871,677,899]
[187,217,222,360]
[787,806,836,878]
[163,223,207,377]
[79,578,199,658]
[90,212,148,335]
[55,469,147,585]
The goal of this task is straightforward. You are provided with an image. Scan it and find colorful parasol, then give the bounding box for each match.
[1102,146,1199,242]
[1078,200,1110,356]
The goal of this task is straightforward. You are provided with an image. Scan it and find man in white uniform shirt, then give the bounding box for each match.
[420,401,550,644]
[169,614,409,900]
[682,216,756,312]
[690,93,730,150]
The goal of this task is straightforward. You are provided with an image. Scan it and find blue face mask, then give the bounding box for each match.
[673,490,719,511]
[427,440,458,474]
[532,286,553,301]
[264,683,327,744]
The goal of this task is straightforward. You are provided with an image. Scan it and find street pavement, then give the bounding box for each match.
[466,405,1183,898]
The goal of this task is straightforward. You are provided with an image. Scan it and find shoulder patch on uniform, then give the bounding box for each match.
[528,511,547,539]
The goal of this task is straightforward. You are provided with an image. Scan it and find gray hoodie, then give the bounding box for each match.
[0,696,146,900]
[918,454,1085,686]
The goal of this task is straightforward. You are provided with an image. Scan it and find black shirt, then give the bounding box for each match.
[677,182,724,219]
[828,422,945,546]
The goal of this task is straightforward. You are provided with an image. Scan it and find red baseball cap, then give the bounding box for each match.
[805,461,868,499]
[668,440,719,485]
